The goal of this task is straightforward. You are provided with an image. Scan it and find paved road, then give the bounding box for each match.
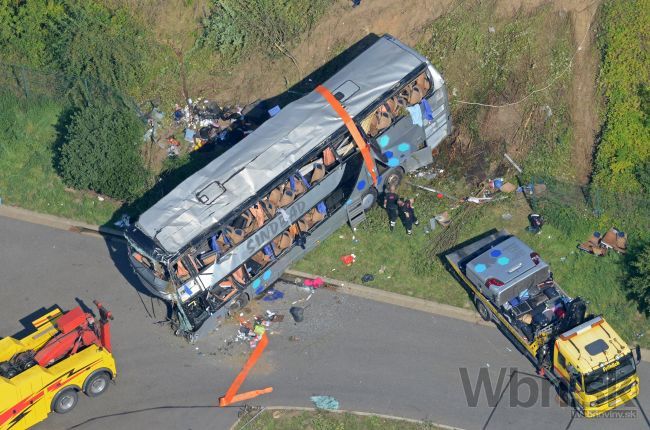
[1,217,649,430]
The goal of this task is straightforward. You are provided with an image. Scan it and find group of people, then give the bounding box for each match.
[383,185,419,235]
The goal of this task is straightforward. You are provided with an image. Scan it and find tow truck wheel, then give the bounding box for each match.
[52,388,78,414]
[475,298,491,321]
[384,169,404,190]
[84,371,111,397]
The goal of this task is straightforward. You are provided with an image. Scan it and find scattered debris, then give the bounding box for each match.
[262,289,284,301]
[340,254,356,266]
[378,265,386,274]
[361,274,374,283]
[501,213,513,220]
[289,306,304,323]
[435,211,451,227]
[311,396,339,411]
[304,277,325,288]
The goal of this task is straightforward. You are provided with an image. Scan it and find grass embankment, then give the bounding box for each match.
[296,2,650,347]
[0,93,120,224]
[235,409,443,430]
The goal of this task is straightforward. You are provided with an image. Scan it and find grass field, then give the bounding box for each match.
[294,178,650,347]
[234,409,443,430]
[0,93,121,224]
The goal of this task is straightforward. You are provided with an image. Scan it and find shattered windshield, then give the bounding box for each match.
[584,354,636,394]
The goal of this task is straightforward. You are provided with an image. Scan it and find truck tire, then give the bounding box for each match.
[84,371,111,397]
[475,298,491,321]
[52,388,78,414]
[360,187,378,212]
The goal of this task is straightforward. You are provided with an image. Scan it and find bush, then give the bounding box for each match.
[594,0,650,192]
[626,243,650,315]
[59,103,148,201]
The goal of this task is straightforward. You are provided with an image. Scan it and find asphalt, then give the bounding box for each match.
[1,217,649,430]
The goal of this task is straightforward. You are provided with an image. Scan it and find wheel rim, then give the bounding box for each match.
[361,193,375,210]
[386,173,401,188]
[478,303,489,319]
[91,377,107,393]
[60,394,75,410]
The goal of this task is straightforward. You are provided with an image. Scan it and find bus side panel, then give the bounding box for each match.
[424,77,451,149]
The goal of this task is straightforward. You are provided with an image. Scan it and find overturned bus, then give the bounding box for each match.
[124,34,452,341]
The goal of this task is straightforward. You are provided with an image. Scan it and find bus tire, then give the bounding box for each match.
[384,168,403,191]
[52,388,78,414]
[84,371,111,397]
[475,298,491,321]
[360,187,378,212]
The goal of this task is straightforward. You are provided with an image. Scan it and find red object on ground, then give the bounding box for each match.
[304,277,325,288]
[340,254,356,266]
[436,193,444,199]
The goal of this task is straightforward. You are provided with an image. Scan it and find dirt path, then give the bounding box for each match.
[560,0,601,184]
[209,0,601,182]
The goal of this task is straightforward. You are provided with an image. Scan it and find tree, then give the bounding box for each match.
[59,103,148,201]
[627,243,650,315]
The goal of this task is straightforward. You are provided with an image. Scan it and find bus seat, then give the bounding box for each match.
[232,267,247,284]
[261,199,276,218]
[310,163,325,184]
[225,226,245,244]
[278,189,295,207]
[416,73,431,92]
[292,177,307,195]
[269,187,283,206]
[249,204,266,227]
[323,147,336,167]
[384,98,399,117]
[274,230,295,251]
[376,109,391,131]
[251,250,270,266]
[199,251,218,267]
[310,207,325,223]
[175,261,189,279]
[408,84,423,105]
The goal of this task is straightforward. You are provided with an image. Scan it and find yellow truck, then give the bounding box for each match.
[0,302,116,430]
[446,230,640,417]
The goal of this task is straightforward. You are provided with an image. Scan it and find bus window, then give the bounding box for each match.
[362,71,433,137]
[335,136,356,160]
[207,275,238,303]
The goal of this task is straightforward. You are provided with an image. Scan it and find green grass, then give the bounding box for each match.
[0,93,120,224]
[295,178,650,347]
[235,410,443,430]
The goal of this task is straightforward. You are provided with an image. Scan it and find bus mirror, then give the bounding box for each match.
[636,345,642,364]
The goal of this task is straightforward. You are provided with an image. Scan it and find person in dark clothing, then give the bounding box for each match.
[352,0,361,7]
[383,185,399,231]
[398,198,419,235]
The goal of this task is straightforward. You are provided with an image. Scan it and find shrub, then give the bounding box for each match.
[594,0,650,192]
[626,243,650,314]
[59,103,147,200]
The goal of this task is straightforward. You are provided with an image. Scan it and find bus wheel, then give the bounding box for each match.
[84,371,111,397]
[384,169,403,190]
[360,188,378,211]
[475,298,491,321]
[52,388,78,414]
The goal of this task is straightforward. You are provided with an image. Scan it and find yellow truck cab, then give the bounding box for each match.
[0,302,116,430]
[446,230,640,417]
[555,316,639,417]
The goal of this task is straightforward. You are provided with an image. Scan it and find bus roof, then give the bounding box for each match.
[136,35,432,254]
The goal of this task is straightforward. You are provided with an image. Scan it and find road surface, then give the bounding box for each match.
[0,217,648,430]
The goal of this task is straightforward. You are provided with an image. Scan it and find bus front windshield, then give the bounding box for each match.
[584,353,636,394]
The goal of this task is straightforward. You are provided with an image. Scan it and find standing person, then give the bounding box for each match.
[383,185,399,231]
[399,198,419,235]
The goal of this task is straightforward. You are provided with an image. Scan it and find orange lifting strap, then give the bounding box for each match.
[315,85,378,186]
